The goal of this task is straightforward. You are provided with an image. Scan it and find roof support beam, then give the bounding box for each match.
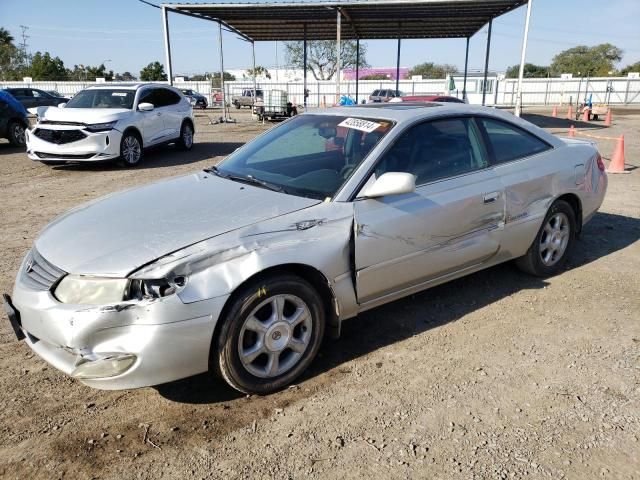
[462,36,469,101]
[336,9,341,103]
[515,0,533,116]
[161,6,173,86]
[355,37,360,104]
[395,25,401,94]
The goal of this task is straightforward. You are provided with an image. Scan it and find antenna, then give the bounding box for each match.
[19,25,30,66]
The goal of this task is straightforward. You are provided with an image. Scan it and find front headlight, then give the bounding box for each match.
[54,275,129,305]
[53,274,187,305]
[85,121,117,132]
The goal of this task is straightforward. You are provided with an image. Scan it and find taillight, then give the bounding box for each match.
[596,152,605,172]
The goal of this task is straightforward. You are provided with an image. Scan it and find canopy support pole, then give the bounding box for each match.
[482,19,492,106]
[161,6,173,85]
[462,36,469,101]
[218,21,227,121]
[515,0,533,116]
[395,29,401,94]
[252,40,257,111]
[355,38,360,104]
[303,23,308,108]
[336,9,341,103]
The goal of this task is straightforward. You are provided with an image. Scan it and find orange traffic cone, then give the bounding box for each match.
[582,108,590,122]
[568,125,576,137]
[551,106,558,117]
[566,105,573,120]
[604,109,612,126]
[606,135,628,174]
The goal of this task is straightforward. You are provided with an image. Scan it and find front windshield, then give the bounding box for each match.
[65,89,135,109]
[216,114,394,200]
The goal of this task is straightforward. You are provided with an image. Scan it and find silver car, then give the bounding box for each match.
[3,104,607,394]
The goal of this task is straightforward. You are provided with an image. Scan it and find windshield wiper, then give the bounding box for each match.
[204,166,284,193]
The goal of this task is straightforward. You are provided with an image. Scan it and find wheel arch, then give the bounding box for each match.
[181,116,194,133]
[211,263,340,356]
[121,126,144,148]
[555,192,583,233]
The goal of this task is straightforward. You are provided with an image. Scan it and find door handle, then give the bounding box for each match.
[156,112,162,116]
[483,192,500,204]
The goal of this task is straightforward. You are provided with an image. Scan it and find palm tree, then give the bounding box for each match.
[0,27,14,46]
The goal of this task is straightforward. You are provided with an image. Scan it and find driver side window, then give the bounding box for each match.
[375,117,488,186]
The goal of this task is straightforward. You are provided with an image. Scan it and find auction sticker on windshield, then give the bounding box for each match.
[112,92,127,96]
[338,118,381,133]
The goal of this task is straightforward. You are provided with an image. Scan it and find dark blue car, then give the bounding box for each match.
[0,90,29,147]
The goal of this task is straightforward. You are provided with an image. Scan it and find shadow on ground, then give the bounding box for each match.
[156,211,640,404]
[522,113,607,130]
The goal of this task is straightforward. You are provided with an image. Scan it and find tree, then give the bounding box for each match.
[505,63,549,78]
[0,27,13,46]
[115,71,137,81]
[68,63,113,81]
[549,43,623,77]
[360,73,389,80]
[211,71,236,87]
[246,65,271,80]
[28,52,68,80]
[284,40,369,81]
[407,62,457,79]
[619,61,640,76]
[140,61,167,81]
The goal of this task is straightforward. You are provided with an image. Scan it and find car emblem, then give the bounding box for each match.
[25,258,34,273]
[272,331,282,341]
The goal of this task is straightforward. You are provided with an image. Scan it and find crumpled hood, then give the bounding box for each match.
[35,172,319,276]
[33,106,131,125]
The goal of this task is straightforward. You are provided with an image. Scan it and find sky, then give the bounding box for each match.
[1,0,639,77]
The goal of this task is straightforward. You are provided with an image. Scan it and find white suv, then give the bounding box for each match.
[26,83,194,166]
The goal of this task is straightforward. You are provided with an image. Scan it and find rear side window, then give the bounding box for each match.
[371,90,380,96]
[479,118,551,164]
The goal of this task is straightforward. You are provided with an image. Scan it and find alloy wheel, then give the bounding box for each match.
[238,294,312,379]
[13,124,26,145]
[539,212,570,266]
[122,135,141,165]
[182,125,193,148]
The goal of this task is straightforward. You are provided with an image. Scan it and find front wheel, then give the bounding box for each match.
[515,200,576,277]
[119,132,143,167]
[8,121,26,147]
[215,274,325,394]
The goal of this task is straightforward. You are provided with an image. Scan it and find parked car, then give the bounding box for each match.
[3,87,68,109]
[0,89,29,147]
[368,89,404,103]
[3,104,607,394]
[400,95,466,103]
[45,90,67,99]
[180,88,208,109]
[25,83,194,166]
[232,88,263,108]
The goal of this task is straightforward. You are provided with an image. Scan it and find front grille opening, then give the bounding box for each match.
[34,128,87,145]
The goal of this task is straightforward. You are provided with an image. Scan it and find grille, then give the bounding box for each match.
[35,152,95,160]
[20,249,66,291]
[33,128,87,144]
[39,120,86,127]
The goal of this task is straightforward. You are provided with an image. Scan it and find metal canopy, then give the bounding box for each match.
[163,0,527,41]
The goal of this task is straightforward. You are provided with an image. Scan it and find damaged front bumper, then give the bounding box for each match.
[6,279,228,390]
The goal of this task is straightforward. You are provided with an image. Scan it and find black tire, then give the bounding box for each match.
[7,121,26,147]
[515,200,577,277]
[176,121,194,151]
[234,101,241,109]
[214,274,326,395]
[119,131,143,167]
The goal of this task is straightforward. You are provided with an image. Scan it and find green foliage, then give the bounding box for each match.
[284,40,369,81]
[505,63,550,78]
[29,52,68,80]
[0,27,14,46]
[211,71,236,87]
[140,61,167,81]
[115,71,137,81]
[549,43,623,77]
[246,65,271,80]
[68,64,113,81]
[360,73,389,80]
[619,61,640,76]
[407,62,457,79]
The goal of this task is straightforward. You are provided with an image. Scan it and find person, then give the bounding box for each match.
[0,89,28,116]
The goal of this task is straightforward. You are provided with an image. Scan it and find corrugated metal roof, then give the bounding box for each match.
[162,0,528,41]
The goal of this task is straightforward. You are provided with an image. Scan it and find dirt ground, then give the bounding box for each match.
[0,106,638,480]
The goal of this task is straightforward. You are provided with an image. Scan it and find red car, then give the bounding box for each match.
[399,95,466,103]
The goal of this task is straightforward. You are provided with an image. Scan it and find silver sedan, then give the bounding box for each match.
[3,103,607,394]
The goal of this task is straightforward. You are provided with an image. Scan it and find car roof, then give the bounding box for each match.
[84,83,159,91]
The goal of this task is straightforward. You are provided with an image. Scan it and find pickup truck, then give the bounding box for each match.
[232,89,263,109]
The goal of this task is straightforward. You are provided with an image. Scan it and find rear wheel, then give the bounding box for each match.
[516,200,576,277]
[215,274,325,394]
[119,132,142,167]
[176,122,194,151]
[234,101,241,109]
[8,121,26,147]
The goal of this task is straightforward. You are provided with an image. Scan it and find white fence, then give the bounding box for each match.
[2,76,639,108]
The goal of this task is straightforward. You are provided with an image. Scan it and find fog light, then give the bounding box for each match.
[71,353,136,379]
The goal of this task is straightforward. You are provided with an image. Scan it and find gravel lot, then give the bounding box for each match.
[0,107,638,480]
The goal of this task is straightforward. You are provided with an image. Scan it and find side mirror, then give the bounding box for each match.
[362,172,415,199]
[57,102,67,108]
[138,102,154,112]
[189,97,196,106]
